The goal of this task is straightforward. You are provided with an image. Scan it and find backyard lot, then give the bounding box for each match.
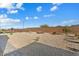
[0,32,79,56]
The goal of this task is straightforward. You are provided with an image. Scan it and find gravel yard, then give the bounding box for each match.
[0,32,79,56]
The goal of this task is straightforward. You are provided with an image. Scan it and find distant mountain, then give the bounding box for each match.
[71,24,79,27]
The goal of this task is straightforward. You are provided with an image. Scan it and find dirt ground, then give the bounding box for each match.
[6,32,68,50]
[2,32,79,55]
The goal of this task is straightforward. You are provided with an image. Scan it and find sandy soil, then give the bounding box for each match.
[6,32,79,53]
[7,32,38,48]
[6,32,66,49]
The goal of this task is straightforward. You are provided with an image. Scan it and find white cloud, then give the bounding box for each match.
[0,14,20,26]
[0,3,24,14]
[16,3,25,10]
[25,16,39,20]
[61,20,76,25]
[53,19,79,26]
[50,6,58,12]
[0,3,13,8]
[58,19,79,26]
[7,10,18,14]
[0,18,20,26]
[0,3,23,9]
[16,3,23,9]
[0,14,7,18]
[36,6,42,12]
[52,3,63,6]
[26,16,29,20]
[0,18,20,24]
[50,3,63,12]
[43,14,55,18]
[33,16,38,19]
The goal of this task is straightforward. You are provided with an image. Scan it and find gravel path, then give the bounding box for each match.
[4,42,78,56]
[0,35,9,56]
[0,33,79,56]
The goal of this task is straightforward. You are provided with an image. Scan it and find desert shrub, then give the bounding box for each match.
[37,31,44,34]
[52,32,56,34]
[40,24,49,28]
[0,30,4,34]
[63,27,71,35]
[78,36,79,39]
[75,33,77,36]
[75,33,79,36]
[0,31,3,34]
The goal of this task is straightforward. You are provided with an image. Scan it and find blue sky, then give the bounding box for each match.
[0,3,79,29]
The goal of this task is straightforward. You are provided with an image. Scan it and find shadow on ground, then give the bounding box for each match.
[0,35,9,56]
[4,42,78,56]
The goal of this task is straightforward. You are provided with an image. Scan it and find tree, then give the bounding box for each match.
[63,27,71,34]
[40,24,49,28]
